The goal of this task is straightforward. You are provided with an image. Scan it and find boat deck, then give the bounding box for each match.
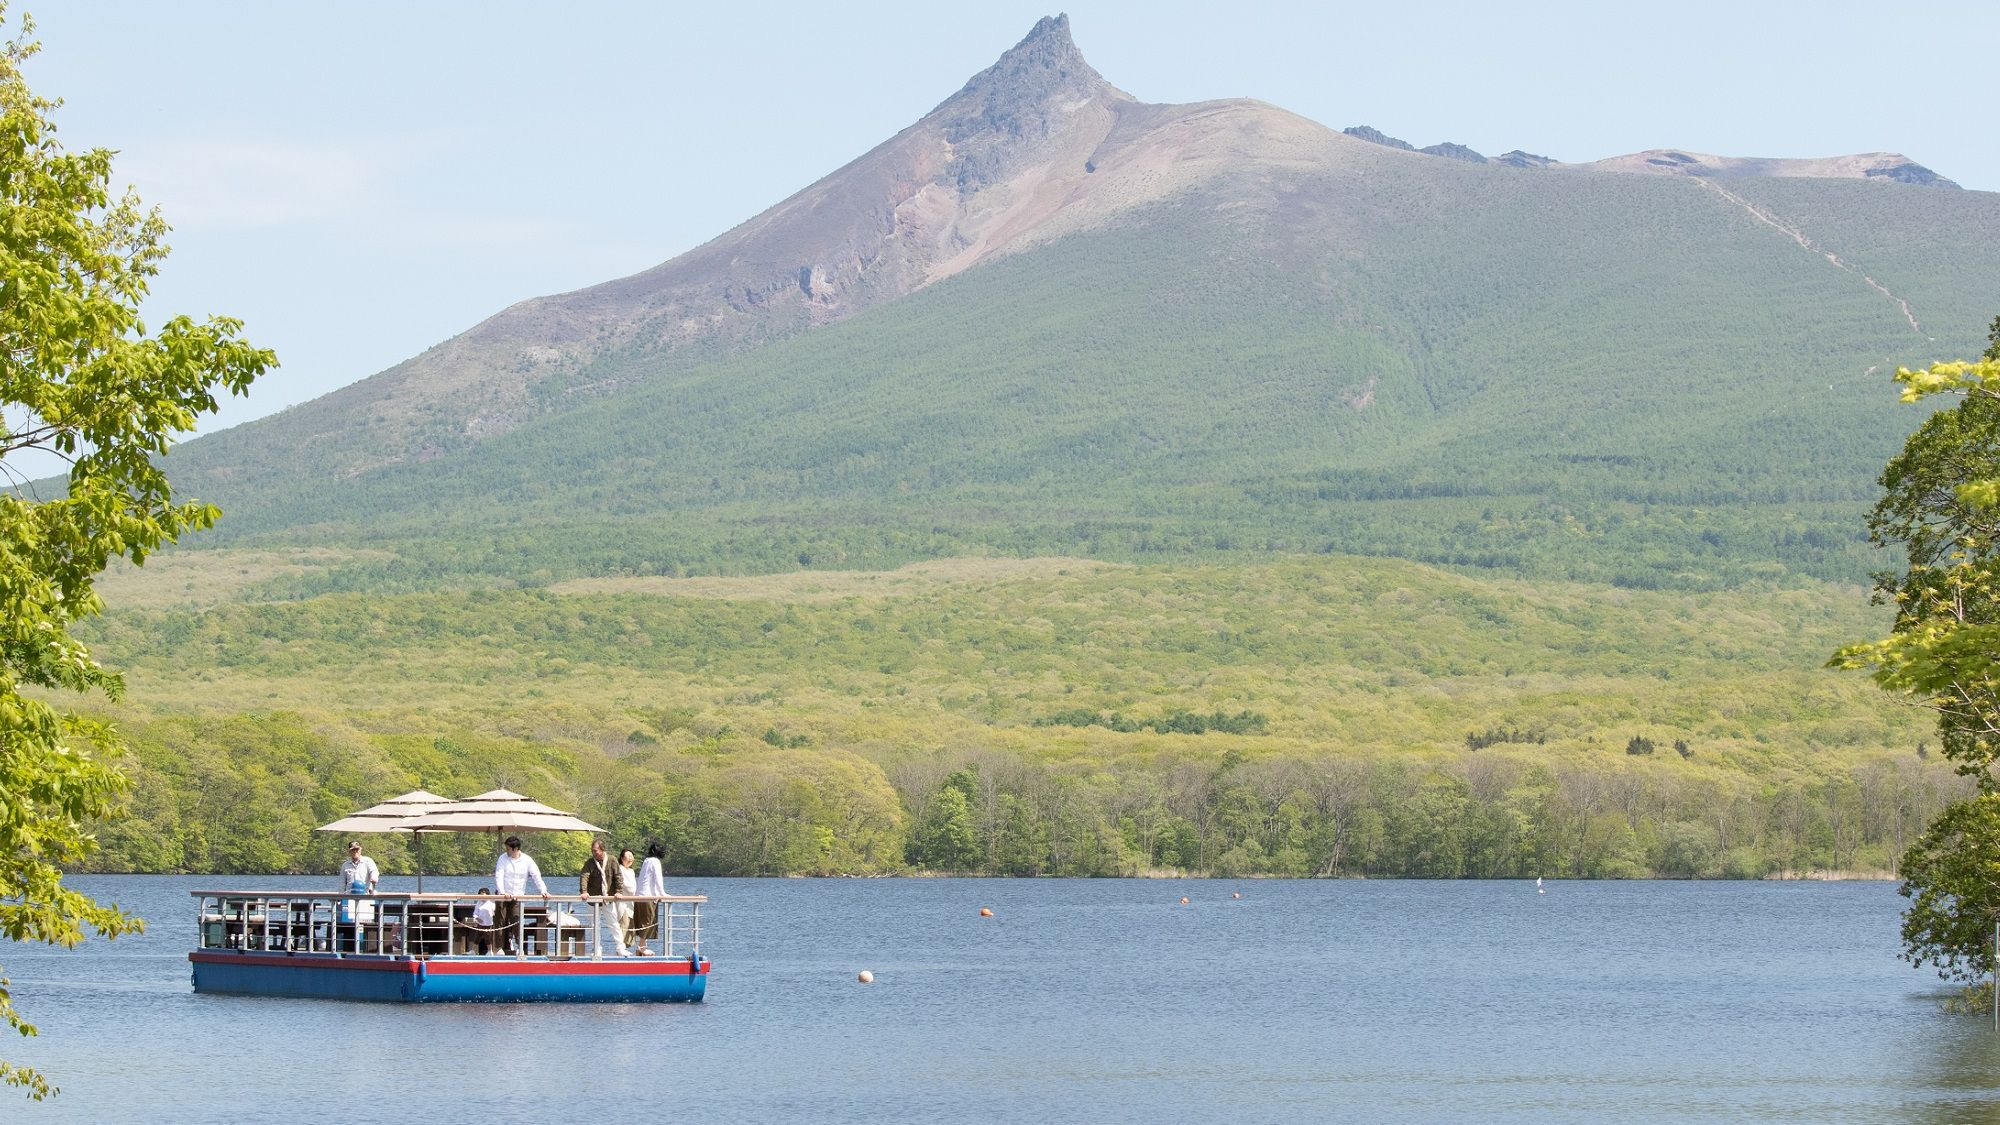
[188,890,709,1002]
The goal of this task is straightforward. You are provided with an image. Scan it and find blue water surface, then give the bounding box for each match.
[5,876,1997,1123]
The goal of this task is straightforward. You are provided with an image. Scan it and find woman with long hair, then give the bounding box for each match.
[615,847,639,954]
[633,842,665,956]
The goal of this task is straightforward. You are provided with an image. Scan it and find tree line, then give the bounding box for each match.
[79,706,1963,883]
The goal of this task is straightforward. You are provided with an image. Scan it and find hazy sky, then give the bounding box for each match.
[20,0,1999,438]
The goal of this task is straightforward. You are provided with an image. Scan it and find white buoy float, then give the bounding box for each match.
[857,970,874,984]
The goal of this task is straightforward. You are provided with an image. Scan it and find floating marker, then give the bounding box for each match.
[857,970,874,984]
[1179,896,1190,905]
[978,907,994,917]
[1232,892,1241,899]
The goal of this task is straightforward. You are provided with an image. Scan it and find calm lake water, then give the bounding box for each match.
[6,876,1998,1123]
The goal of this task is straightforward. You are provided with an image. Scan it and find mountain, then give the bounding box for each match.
[1419,142,1486,163]
[1343,125,1416,151]
[1581,149,1958,187]
[199,15,1149,478]
[164,15,2000,591]
[1340,127,1960,187]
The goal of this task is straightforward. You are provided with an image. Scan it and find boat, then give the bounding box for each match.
[188,788,711,1002]
[188,888,709,1002]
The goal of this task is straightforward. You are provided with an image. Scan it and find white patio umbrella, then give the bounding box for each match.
[402,808,606,834]
[400,789,605,837]
[394,791,609,955]
[316,789,455,835]
[398,790,605,887]
[317,789,462,891]
[317,789,603,891]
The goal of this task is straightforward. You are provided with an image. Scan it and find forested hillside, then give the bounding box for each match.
[74,554,1955,879]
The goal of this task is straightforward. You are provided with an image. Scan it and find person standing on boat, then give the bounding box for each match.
[615,848,639,953]
[338,841,379,926]
[579,838,624,956]
[493,835,549,953]
[339,841,379,893]
[633,842,665,956]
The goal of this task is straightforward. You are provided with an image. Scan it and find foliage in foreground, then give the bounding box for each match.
[0,9,270,1098]
[1834,318,2000,986]
[1898,794,2000,983]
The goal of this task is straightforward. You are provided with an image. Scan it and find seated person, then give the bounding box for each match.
[466,888,498,954]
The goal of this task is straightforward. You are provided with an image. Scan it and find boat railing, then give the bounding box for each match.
[190,890,705,962]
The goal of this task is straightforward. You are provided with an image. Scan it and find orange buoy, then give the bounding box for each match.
[978,907,994,917]
[1179,896,1190,904]
[857,970,874,984]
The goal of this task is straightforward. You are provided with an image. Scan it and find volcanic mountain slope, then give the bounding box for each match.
[203,15,1175,474]
[167,16,2000,590]
[1340,124,1958,187]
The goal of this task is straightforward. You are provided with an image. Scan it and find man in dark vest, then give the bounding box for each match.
[579,837,624,956]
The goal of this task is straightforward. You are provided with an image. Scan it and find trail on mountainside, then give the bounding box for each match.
[1691,177,1928,338]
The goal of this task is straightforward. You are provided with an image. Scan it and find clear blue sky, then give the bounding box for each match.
[20,0,1999,438]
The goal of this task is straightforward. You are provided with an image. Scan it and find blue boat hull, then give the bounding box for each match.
[190,951,709,1003]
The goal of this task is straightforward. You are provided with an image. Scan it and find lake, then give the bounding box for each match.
[5,876,1996,1122]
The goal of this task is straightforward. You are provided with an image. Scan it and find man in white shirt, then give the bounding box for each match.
[338,841,379,929]
[339,841,380,893]
[492,835,548,953]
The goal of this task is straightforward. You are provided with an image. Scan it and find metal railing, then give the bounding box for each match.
[191,890,705,961]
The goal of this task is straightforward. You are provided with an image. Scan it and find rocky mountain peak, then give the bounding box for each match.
[930,14,1121,189]
[1343,125,1415,151]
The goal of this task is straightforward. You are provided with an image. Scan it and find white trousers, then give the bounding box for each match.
[590,899,624,955]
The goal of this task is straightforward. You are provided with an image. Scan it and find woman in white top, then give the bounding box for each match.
[633,842,666,956]
[615,849,639,954]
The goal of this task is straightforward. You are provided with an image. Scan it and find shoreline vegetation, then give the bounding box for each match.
[76,867,1908,881]
[68,552,1957,882]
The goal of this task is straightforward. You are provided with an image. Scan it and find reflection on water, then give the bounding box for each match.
[5,876,1996,1123]
[1903,1012,2000,1125]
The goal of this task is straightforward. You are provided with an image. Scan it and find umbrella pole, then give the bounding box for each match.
[415,829,424,894]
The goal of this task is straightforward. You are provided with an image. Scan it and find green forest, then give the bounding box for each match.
[69,552,1956,880]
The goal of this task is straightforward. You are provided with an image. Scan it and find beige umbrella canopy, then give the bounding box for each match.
[403,809,606,833]
[400,789,605,835]
[395,790,604,891]
[316,789,455,835]
[316,789,457,892]
[316,789,601,891]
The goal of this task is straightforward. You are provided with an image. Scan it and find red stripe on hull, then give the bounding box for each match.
[425,958,707,976]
